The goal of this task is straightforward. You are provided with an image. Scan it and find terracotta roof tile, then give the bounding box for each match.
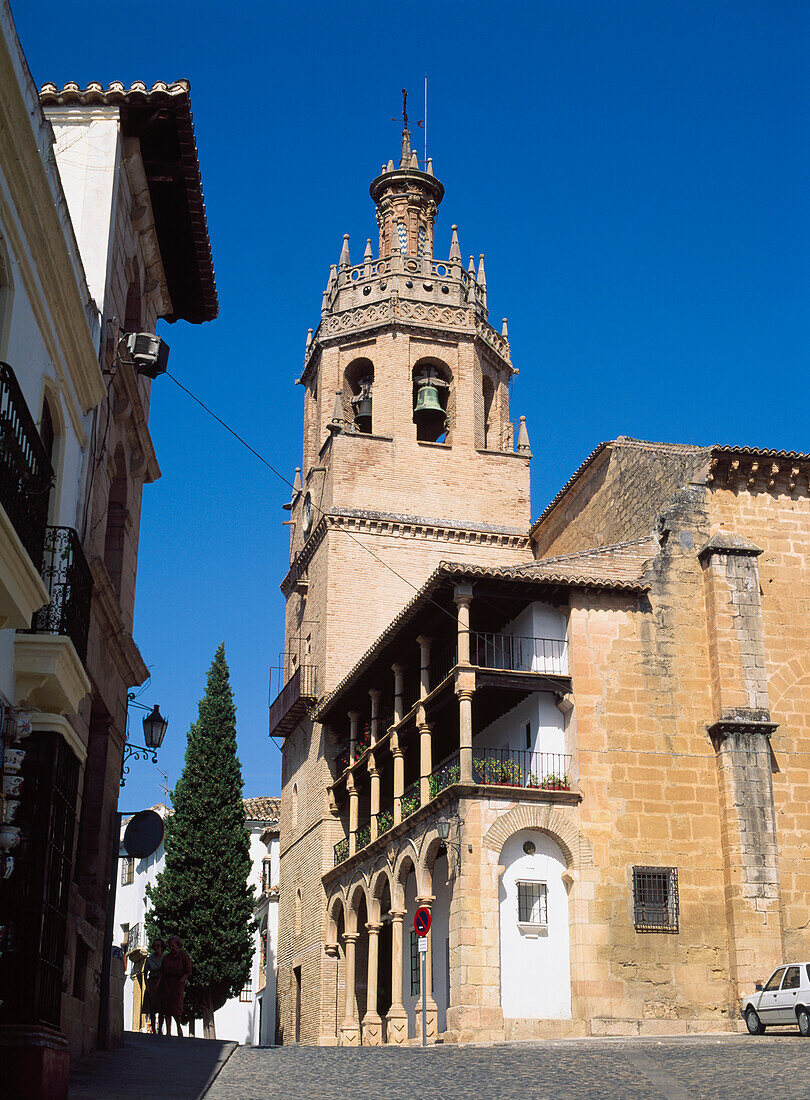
[243,796,280,821]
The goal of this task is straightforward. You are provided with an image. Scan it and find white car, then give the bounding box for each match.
[742,964,810,1035]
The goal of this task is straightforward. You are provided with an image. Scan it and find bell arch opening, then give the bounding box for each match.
[343,358,374,435]
[412,358,452,444]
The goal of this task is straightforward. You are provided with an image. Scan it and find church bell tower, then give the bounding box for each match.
[282,118,533,691]
[274,110,533,1046]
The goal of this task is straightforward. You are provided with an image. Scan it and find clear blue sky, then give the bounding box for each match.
[15,1,809,811]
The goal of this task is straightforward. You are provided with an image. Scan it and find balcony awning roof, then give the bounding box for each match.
[315,542,653,723]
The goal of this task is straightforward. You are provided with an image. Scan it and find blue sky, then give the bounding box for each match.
[15,1,809,810]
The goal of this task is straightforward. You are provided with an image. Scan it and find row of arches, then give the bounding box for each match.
[323,811,585,1045]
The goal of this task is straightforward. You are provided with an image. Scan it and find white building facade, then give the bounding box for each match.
[115,797,280,1045]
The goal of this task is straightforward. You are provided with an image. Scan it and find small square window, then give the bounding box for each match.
[517,881,548,926]
[633,867,679,933]
[240,976,253,1003]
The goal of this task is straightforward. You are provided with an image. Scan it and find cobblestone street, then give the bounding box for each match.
[204,1034,810,1100]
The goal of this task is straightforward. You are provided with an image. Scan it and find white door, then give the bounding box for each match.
[773,965,801,1025]
[499,830,571,1019]
[757,967,786,1024]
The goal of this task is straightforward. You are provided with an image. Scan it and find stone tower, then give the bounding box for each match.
[273,123,533,1044]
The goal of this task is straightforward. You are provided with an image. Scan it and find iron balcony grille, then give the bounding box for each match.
[472,748,572,791]
[428,643,457,690]
[633,866,679,933]
[470,632,568,675]
[27,526,93,664]
[355,819,371,851]
[428,752,460,799]
[268,663,319,737]
[0,362,54,565]
[333,836,349,867]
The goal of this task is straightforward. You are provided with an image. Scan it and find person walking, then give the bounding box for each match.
[141,938,164,1035]
[160,935,191,1037]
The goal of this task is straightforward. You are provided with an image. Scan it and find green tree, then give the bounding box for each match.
[146,643,255,1038]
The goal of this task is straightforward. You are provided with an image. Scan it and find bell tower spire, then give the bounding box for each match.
[370,89,444,259]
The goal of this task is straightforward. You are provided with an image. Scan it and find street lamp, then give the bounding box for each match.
[121,694,168,786]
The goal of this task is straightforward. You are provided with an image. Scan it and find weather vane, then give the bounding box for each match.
[392,88,409,129]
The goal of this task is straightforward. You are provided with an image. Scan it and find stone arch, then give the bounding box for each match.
[391,844,420,910]
[368,866,393,923]
[326,891,345,945]
[769,650,810,709]
[345,879,369,934]
[420,829,451,891]
[482,804,593,872]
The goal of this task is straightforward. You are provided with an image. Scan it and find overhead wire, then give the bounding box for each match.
[166,371,463,631]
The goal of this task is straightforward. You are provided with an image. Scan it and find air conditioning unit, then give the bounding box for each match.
[124,332,170,379]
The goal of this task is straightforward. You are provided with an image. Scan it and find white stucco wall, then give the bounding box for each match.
[115,807,279,1043]
[499,829,572,1019]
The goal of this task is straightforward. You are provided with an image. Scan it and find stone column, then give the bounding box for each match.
[454,585,475,783]
[700,533,783,999]
[386,909,408,1044]
[369,689,382,745]
[339,932,361,1046]
[349,710,360,762]
[369,759,380,842]
[419,722,433,806]
[415,895,438,1043]
[457,690,474,784]
[417,635,432,698]
[391,732,404,826]
[392,663,406,724]
[454,584,473,665]
[362,923,383,1045]
[348,773,359,857]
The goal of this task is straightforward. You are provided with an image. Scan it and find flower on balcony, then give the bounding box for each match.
[428,763,460,798]
[400,792,420,819]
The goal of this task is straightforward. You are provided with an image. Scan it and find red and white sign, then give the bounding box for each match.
[414,906,431,937]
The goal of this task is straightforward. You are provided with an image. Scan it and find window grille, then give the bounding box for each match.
[262,858,272,892]
[517,881,547,926]
[120,856,135,886]
[633,867,679,932]
[240,976,253,1003]
[127,924,140,954]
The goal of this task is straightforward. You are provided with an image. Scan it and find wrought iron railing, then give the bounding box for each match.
[428,643,457,691]
[333,836,349,866]
[377,809,394,836]
[0,362,53,565]
[472,748,572,791]
[404,672,421,712]
[335,748,350,775]
[428,752,460,799]
[469,633,568,675]
[268,663,319,736]
[355,820,371,852]
[400,781,421,820]
[28,526,93,663]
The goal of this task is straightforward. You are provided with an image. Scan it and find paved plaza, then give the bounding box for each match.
[203,1034,810,1100]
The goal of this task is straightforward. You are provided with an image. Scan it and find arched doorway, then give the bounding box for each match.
[499,829,572,1019]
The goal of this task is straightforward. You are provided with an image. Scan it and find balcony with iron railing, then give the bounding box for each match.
[269,662,319,737]
[26,526,93,663]
[0,362,54,567]
[470,633,568,676]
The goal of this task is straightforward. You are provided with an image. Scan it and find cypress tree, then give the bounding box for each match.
[146,643,255,1038]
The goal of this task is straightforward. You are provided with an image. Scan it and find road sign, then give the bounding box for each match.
[123,810,164,858]
[414,906,431,937]
[418,937,428,953]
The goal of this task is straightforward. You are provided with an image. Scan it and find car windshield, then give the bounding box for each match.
[764,968,786,992]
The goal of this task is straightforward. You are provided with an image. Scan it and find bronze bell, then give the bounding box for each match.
[351,380,373,433]
[414,382,443,418]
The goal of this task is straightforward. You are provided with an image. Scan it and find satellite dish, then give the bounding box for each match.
[123,810,164,859]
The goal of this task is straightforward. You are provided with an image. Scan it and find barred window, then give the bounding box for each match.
[240,975,253,1003]
[120,856,135,886]
[517,881,548,926]
[262,858,272,892]
[633,867,679,932]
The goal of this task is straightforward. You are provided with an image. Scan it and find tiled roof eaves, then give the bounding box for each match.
[314,559,648,718]
[39,81,217,324]
[712,445,810,461]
